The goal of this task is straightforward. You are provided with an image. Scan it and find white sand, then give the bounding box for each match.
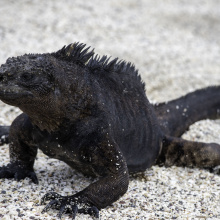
[0,0,220,219]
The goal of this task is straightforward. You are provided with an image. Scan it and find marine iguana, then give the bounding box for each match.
[0,42,219,219]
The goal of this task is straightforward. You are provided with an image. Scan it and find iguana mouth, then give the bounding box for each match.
[0,86,33,102]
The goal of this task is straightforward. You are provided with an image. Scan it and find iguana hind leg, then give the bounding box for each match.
[156,135,220,173]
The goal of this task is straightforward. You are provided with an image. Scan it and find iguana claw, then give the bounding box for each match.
[0,163,38,184]
[41,192,99,219]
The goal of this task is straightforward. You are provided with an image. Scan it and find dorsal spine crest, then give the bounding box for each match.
[52,42,139,76]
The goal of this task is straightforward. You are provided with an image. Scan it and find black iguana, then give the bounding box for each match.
[0,42,219,219]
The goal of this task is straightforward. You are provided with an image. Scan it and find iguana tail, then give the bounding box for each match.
[153,86,220,137]
[0,126,10,145]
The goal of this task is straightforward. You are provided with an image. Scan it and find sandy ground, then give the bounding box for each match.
[0,0,220,219]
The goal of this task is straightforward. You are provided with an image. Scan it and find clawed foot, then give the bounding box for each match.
[41,192,99,219]
[0,163,38,184]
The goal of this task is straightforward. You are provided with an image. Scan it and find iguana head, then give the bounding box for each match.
[0,54,54,105]
[0,43,94,131]
[0,53,62,130]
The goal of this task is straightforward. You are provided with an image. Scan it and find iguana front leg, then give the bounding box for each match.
[41,138,129,219]
[0,113,38,183]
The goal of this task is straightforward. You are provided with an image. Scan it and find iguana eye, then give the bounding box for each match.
[21,72,34,81]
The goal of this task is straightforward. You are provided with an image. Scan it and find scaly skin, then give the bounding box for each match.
[0,42,219,219]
